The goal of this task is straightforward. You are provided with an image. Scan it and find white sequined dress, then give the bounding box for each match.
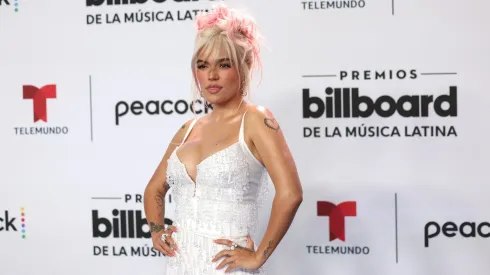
[165,112,269,275]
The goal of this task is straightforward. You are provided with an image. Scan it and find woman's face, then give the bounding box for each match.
[196,50,241,105]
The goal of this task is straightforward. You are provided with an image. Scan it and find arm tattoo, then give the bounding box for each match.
[264,117,280,132]
[150,222,165,233]
[155,194,164,216]
[181,124,186,129]
[155,194,164,207]
[262,240,273,259]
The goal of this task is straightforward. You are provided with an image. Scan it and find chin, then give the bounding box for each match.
[204,94,229,105]
[206,100,225,107]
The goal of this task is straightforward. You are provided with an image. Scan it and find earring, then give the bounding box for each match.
[241,82,247,96]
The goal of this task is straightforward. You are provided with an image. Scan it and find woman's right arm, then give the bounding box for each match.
[143,119,194,256]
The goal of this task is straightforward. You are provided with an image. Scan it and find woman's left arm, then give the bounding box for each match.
[213,107,303,272]
[245,107,303,267]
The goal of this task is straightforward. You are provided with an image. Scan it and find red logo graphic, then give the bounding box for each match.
[22,84,56,122]
[317,201,357,241]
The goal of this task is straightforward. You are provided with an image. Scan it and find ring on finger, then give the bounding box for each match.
[161,233,168,242]
[230,242,238,250]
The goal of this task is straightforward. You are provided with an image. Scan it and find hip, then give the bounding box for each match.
[166,228,260,275]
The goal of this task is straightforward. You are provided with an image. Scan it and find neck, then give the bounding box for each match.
[209,94,245,122]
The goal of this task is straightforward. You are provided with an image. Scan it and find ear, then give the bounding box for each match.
[246,59,252,69]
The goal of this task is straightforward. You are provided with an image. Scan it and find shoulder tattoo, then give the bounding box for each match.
[264,117,280,132]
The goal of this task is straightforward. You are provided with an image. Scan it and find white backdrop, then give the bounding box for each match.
[1,0,490,274]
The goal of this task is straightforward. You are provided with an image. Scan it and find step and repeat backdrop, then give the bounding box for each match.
[1,0,490,274]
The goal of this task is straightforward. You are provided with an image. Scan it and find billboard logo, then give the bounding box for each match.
[87,0,200,6]
[90,194,173,257]
[92,209,152,239]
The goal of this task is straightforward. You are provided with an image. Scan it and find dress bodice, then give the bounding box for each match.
[166,111,269,238]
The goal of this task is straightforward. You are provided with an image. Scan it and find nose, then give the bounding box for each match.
[208,67,219,80]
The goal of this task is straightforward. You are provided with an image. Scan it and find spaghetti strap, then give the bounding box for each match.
[181,117,199,146]
[239,111,248,142]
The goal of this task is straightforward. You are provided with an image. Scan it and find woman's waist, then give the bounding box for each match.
[175,220,250,240]
[173,184,260,203]
[172,217,253,239]
[172,198,259,236]
[174,197,258,215]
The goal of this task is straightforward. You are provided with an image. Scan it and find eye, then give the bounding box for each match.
[197,64,207,69]
[220,63,231,68]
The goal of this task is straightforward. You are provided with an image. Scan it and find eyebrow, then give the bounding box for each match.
[197,58,232,64]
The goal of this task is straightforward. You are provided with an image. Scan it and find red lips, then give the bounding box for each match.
[206,85,223,94]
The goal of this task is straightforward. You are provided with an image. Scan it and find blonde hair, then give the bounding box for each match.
[190,5,263,107]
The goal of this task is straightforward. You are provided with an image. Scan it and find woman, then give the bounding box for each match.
[143,5,303,274]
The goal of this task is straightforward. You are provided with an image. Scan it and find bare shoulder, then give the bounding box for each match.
[169,117,198,145]
[148,117,199,188]
[243,104,298,180]
[244,104,281,134]
[243,104,285,158]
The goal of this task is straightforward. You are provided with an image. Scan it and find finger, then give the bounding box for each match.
[160,230,179,251]
[165,235,179,252]
[212,249,234,262]
[153,243,167,255]
[167,225,178,233]
[246,235,254,250]
[216,255,238,270]
[160,241,175,257]
[214,239,233,246]
[160,242,174,256]
[224,261,239,273]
